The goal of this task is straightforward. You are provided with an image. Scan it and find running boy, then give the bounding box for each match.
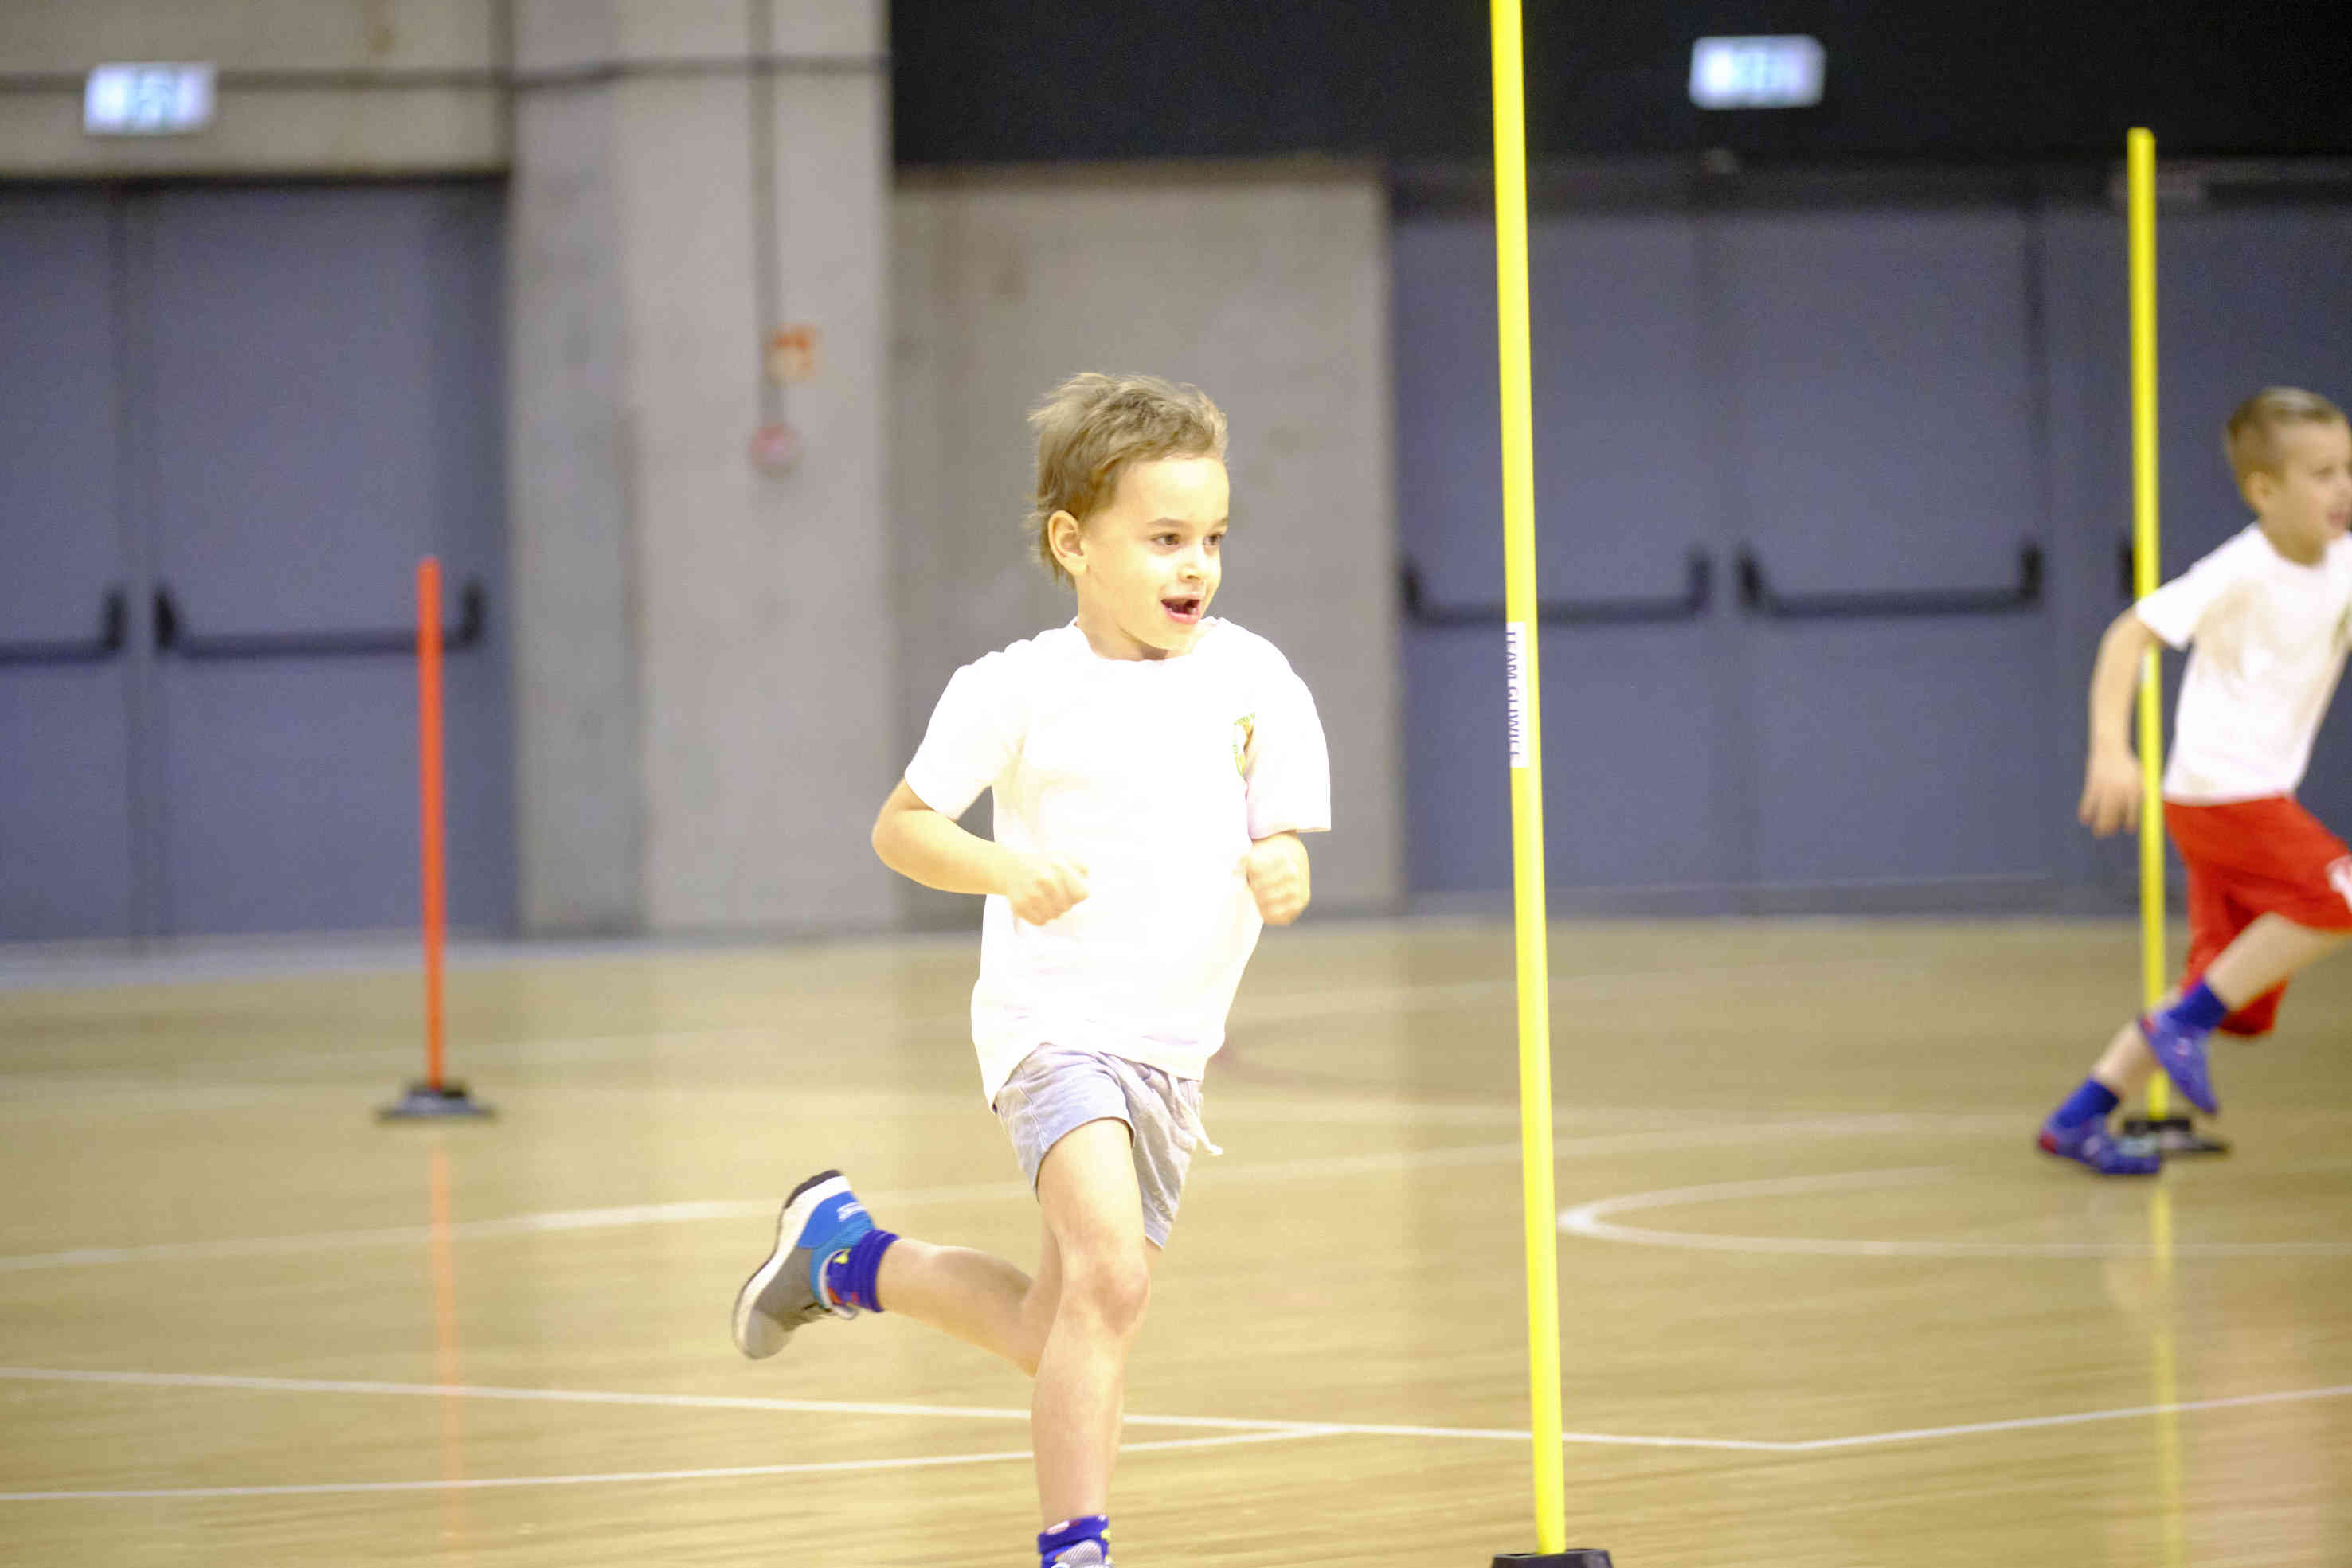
[731,373,1331,1566]
[2040,386,2352,1175]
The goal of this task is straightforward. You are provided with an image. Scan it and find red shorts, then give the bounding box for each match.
[2166,795,2352,1037]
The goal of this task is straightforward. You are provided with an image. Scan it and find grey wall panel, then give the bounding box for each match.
[0,667,138,940]
[1719,209,2041,588]
[158,664,427,932]
[1401,628,1501,895]
[1746,627,2052,882]
[1719,207,2056,889]
[1398,213,1717,604]
[1398,210,1730,897]
[1391,217,1502,604]
[2156,208,2352,561]
[142,183,514,936]
[0,189,138,940]
[1403,193,2352,907]
[2037,205,2144,907]
[1407,625,1721,894]
[144,186,498,621]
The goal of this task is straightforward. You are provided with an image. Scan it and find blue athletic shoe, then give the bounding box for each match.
[731,1170,873,1359]
[2138,1011,2219,1115]
[2037,1118,2162,1175]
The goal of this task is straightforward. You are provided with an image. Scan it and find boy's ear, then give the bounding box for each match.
[1047,510,1087,577]
[2244,469,2277,511]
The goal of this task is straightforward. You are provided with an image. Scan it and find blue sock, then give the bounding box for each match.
[2160,980,2230,1033]
[820,1227,896,1312]
[1039,1515,1109,1567]
[2047,1078,2120,1132]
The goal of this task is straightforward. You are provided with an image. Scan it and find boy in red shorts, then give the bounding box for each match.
[2041,387,2352,1174]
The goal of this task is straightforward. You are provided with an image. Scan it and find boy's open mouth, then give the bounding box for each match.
[1162,596,1204,624]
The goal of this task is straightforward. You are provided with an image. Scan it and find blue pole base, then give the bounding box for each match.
[2118,1114,2229,1156]
[1494,1553,1614,1567]
[377,1081,495,1121]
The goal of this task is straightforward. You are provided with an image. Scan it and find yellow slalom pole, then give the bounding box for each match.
[2130,129,2189,1568]
[2127,130,2170,1108]
[1490,1,1567,1554]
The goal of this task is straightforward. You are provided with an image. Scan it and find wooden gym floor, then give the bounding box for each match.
[2,917,2347,1566]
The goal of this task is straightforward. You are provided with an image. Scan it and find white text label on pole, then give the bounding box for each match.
[1505,621,1531,769]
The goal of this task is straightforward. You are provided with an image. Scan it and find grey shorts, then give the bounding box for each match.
[992,1045,1211,1249]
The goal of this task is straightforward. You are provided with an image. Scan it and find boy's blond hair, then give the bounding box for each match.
[2224,387,2348,492]
[1027,373,1227,583]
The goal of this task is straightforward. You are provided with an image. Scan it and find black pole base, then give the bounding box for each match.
[2118,1113,2229,1156]
[1493,1552,1614,1568]
[377,1081,495,1121]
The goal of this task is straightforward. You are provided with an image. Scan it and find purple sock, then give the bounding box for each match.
[820,1227,896,1312]
[2047,1077,2120,1132]
[2162,980,2230,1034]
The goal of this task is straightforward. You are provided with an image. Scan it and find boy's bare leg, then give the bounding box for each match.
[2090,1013,2162,1097]
[2199,913,2350,1003]
[1029,1117,1154,1526]
[875,1234,1062,1375]
[2091,914,2351,1095]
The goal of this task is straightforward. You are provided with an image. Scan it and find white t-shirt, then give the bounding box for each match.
[2135,525,2352,803]
[903,620,1332,1103]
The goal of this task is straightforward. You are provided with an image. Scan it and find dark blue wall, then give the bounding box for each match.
[0,183,513,941]
[1395,178,2352,911]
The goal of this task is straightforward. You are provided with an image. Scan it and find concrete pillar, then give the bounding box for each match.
[509,0,892,934]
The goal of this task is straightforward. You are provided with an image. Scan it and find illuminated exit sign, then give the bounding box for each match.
[1689,36,1825,109]
[84,64,216,135]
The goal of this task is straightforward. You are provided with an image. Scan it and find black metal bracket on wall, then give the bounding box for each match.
[151,581,487,659]
[0,589,129,667]
[1399,549,1712,627]
[1736,543,2042,619]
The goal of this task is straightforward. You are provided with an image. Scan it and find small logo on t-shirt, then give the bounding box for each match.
[1231,713,1256,774]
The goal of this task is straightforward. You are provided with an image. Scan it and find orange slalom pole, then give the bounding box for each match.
[379,559,486,1120]
[417,556,448,1093]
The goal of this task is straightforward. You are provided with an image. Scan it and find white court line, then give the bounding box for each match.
[0,1367,1750,1449]
[1767,1383,2352,1453]
[0,1428,1325,1501]
[4,1366,2350,1500]
[0,1200,788,1274]
[1560,1167,2352,1259]
[0,1188,1015,1274]
[1227,953,1939,1025]
[1,952,1939,1078]
[0,1113,2021,1274]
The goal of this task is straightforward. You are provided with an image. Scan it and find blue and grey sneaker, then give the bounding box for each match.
[1039,1517,1113,1567]
[2037,1118,2161,1176]
[731,1170,873,1359]
[2138,1011,2219,1115]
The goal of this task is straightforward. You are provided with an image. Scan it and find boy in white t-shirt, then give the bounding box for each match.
[2040,387,2352,1175]
[730,373,1331,1566]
